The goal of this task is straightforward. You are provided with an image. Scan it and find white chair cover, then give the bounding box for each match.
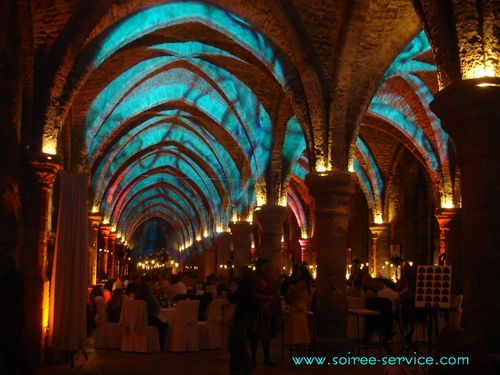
[166,300,200,352]
[198,298,224,349]
[94,296,108,348]
[119,299,160,353]
[94,296,123,349]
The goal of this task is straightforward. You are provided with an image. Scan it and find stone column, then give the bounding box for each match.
[201,237,216,279]
[305,171,356,351]
[88,214,100,285]
[434,208,458,265]
[109,232,117,279]
[369,224,390,278]
[229,221,252,276]
[254,205,288,278]
[20,154,60,368]
[298,238,312,265]
[430,77,500,350]
[214,232,232,276]
[99,225,111,279]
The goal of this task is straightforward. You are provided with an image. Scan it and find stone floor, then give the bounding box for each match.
[39,339,391,375]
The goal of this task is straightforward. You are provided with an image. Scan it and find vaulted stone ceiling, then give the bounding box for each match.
[31,0,456,253]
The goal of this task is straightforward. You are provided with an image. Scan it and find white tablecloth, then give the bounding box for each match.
[159,308,177,324]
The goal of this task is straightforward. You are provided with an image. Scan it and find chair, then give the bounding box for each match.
[119,299,160,353]
[198,298,224,349]
[166,300,200,352]
[346,297,364,339]
[94,296,108,348]
[365,297,394,340]
[93,296,123,349]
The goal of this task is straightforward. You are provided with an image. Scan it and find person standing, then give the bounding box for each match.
[228,267,257,375]
[250,257,277,367]
[284,265,312,353]
[0,254,32,375]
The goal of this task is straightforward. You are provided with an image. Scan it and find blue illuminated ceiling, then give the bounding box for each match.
[72,1,297,252]
[61,0,450,254]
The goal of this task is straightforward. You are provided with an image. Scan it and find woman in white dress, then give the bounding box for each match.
[284,265,312,353]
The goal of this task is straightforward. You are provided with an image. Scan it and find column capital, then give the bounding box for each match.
[306,170,356,192]
[305,171,357,216]
[298,237,311,247]
[229,220,253,234]
[88,213,102,228]
[29,154,61,191]
[431,78,500,129]
[435,207,460,229]
[99,224,112,238]
[369,223,390,237]
[254,204,288,233]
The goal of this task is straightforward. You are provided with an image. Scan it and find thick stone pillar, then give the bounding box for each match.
[305,171,356,351]
[369,224,390,278]
[254,205,288,278]
[20,154,60,368]
[201,238,216,279]
[214,232,232,276]
[430,78,500,350]
[229,221,252,276]
[298,238,312,265]
[88,214,100,285]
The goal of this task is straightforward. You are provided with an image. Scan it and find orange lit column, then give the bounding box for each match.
[88,214,101,285]
[99,225,111,279]
[431,78,500,350]
[229,221,252,276]
[306,171,356,350]
[254,205,288,279]
[434,208,458,265]
[369,224,390,278]
[109,231,117,279]
[298,238,312,265]
[20,154,60,367]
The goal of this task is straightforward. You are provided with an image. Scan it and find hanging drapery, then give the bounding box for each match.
[48,172,89,350]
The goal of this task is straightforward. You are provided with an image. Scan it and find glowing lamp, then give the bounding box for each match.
[256,195,266,207]
[42,140,57,155]
[441,195,455,209]
[348,160,355,172]
[465,64,496,80]
[42,281,50,330]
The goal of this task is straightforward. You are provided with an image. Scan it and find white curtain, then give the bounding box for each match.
[48,172,89,350]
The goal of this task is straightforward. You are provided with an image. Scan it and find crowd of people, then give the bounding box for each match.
[87,258,496,375]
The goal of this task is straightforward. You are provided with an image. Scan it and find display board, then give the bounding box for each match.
[415,265,452,308]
